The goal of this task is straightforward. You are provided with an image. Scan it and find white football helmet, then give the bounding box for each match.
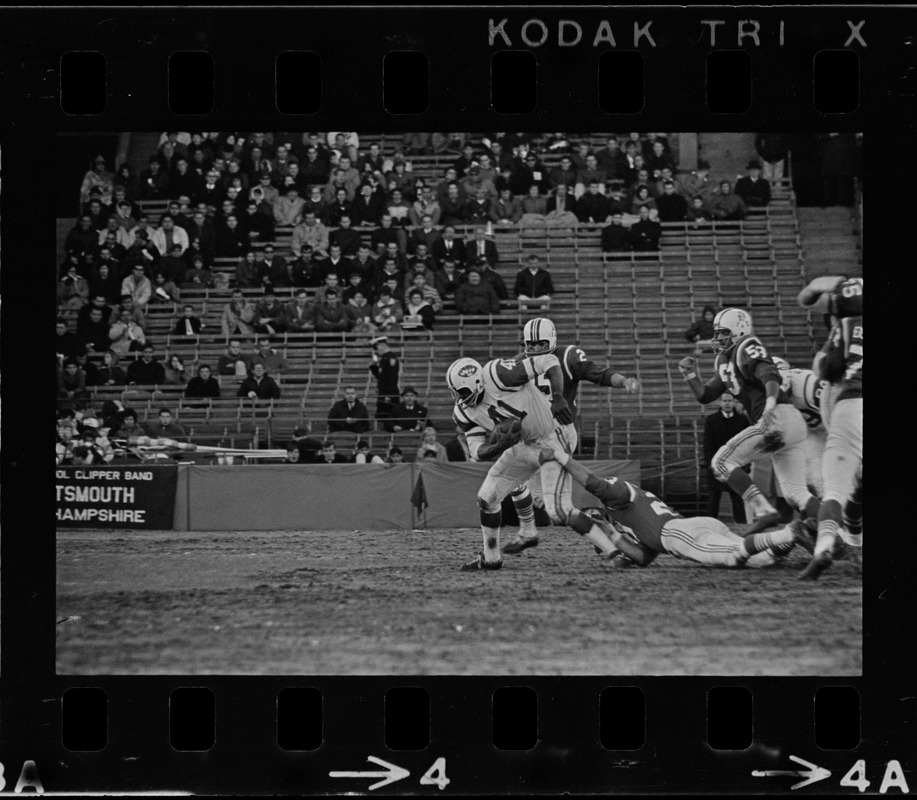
[446,357,485,408]
[712,308,753,355]
[522,317,557,355]
[772,356,791,392]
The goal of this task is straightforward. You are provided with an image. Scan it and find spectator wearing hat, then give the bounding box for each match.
[735,159,771,207]
[707,180,747,221]
[679,159,717,205]
[237,362,281,400]
[385,387,428,433]
[514,255,554,311]
[369,335,401,423]
[754,133,788,182]
[655,179,689,222]
[327,386,371,434]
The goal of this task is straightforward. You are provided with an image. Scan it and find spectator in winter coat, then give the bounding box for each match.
[454,269,500,315]
[684,305,717,351]
[237,363,281,399]
[514,255,554,310]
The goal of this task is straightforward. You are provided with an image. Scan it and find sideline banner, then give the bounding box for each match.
[56,465,179,529]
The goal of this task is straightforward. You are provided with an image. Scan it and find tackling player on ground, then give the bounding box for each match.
[501,317,641,555]
[796,276,863,579]
[446,353,623,570]
[676,308,821,526]
[537,448,796,568]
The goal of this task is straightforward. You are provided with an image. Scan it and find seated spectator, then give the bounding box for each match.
[351,182,386,227]
[315,271,344,305]
[735,159,771,207]
[150,215,189,258]
[139,157,170,200]
[432,225,466,266]
[126,343,166,386]
[687,195,714,224]
[370,213,402,255]
[253,287,286,335]
[653,166,681,198]
[402,289,435,330]
[629,205,662,251]
[235,250,260,289]
[313,440,348,464]
[385,188,412,232]
[416,425,449,462]
[221,289,257,338]
[121,263,153,309]
[284,442,305,463]
[327,386,371,434]
[409,185,442,228]
[121,228,160,276]
[283,289,316,333]
[185,364,221,400]
[291,210,329,259]
[514,255,554,311]
[80,154,115,207]
[655,179,689,222]
[291,422,324,463]
[491,187,523,225]
[479,261,508,301]
[58,359,89,402]
[373,257,404,297]
[156,243,187,284]
[237,362,281,400]
[218,339,253,377]
[180,254,216,290]
[164,354,189,385]
[173,304,203,336]
[407,271,442,311]
[601,211,632,253]
[323,244,353,283]
[467,227,498,268]
[455,269,500,315]
[58,262,90,311]
[88,263,121,305]
[646,139,675,179]
[685,305,717,351]
[344,291,376,336]
[520,183,548,221]
[77,304,111,355]
[323,187,354,228]
[629,184,657,215]
[575,155,608,198]
[708,180,747,221]
[314,289,352,332]
[386,446,405,465]
[185,210,216,266]
[575,179,611,223]
[108,309,146,356]
[273,184,305,226]
[251,336,288,374]
[385,387,428,433]
[680,159,716,204]
[240,199,274,245]
[216,214,247,259]
[329,214,362,257]
[372,285,404,331]
[96,350,127,387]
[437,183,467,228]
[352,440,385,464]
[109,294,146,328]
[256,244,288,290]
[431,257,465,300]
[145,407,186,438]
[150,270,182,304]
[109,408,143,440]
[463,188,493,226]
[409,215,442,254]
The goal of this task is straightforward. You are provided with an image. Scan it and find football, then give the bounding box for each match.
[490,418,522,443]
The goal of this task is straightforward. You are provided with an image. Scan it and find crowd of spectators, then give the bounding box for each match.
[58,131,777,466]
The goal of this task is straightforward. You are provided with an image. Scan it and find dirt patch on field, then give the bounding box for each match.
[57,528,861,675]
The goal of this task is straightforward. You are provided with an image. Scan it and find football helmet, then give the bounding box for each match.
[772,356,791,392]
[522,317,557,355]
[446,357,485,409]
[829,277,863,319]
[712,308,753,355]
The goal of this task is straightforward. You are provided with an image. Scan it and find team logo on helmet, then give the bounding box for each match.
[712,308,753,355]
[458,364,477,378]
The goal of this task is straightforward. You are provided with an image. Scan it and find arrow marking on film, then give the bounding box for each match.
[752,754,832,790]
[330,756,410,791]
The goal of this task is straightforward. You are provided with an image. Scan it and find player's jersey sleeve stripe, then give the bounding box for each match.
[561,345,575,382]
[487,359,514,392]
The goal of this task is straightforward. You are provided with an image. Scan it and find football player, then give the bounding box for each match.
[502,317,641,554]
[538,448,797,568]
[446,354,621,570]
[796,276,863,579]
[676,308,821,526]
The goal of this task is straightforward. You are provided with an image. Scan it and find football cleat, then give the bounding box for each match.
[459,552,503,571]
[501,535,539,555]
[798,550,832,580]
[790,519,817,554]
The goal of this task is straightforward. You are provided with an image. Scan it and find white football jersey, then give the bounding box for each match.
[452,354,560,459]
[787,367,828,430]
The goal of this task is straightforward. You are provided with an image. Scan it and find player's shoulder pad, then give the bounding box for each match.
[599,476,633,509]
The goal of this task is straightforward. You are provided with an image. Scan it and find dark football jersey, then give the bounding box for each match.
[821,316,863,401]
[712,334,787,423]
[520,343,612,416]
[592,476,681,553]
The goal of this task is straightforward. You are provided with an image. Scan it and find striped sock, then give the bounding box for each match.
[743,526,793,557]
[511,489,538,538]
[814,520,839,558]
[741,485,776,518]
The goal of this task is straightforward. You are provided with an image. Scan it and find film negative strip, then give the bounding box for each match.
[1,3,912,795]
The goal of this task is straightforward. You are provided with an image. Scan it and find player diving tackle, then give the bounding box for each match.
[537,448,799,569]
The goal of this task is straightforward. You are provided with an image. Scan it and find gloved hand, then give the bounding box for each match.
[677,356,697,378]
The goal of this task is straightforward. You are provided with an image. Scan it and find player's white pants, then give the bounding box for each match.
[711,404,812,511]
[659,517,745,568]
[804,427,827,496]
[822,397,862,506]
[479,427,571,521]
[522,422,578,524]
